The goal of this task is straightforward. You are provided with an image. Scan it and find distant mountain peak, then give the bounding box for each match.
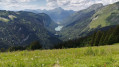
[23,7,75,23]
[55,7,63,9]
[53,7,64,11]
[88,3,103,10]
[80,3,103,12]
[115,1,119,4]
[92,3,103,6]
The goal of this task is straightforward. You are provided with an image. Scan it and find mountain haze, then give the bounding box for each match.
[24,7,75,23]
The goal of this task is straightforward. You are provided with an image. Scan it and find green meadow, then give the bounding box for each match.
[0,44,119,67]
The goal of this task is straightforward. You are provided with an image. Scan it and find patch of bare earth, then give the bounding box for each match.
[53,60,61,67]
[53,64,60,67]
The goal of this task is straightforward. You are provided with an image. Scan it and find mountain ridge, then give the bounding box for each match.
[59,3,103,40]
[24,7,75,23]
[59,2,119,41]
[0,10,60,49]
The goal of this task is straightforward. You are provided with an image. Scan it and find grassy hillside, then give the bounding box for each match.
[59,2,119,41]
[59,4,103,40]
[0,44,119,67]
[89,2,119,29]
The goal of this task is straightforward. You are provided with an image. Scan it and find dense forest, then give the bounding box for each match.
[0,10,60,49]
[54,25,119,49]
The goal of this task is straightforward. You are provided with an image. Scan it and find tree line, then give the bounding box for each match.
[54,25,119,49]
[0,41,42,52]
[1,25,119,52]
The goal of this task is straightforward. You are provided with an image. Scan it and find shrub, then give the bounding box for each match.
[27,41,42,50]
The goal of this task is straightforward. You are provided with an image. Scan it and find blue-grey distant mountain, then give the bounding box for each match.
[24,7,75,23]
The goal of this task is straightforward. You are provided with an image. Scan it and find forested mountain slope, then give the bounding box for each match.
[60,2,119,41]
[55,25,119,49]
[0,10,60,49]
[59,3,103,40]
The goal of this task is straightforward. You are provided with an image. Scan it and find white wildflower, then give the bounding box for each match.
[31,58,33,60]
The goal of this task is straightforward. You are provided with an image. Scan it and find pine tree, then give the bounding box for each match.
[94,31,103,46]
[107,26,119,44]
[89,32,96,46]
[103,28,113,45]
[28,41,42,50]
[99,32,105,45]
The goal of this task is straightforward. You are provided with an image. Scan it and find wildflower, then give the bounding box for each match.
[31,58,33,60]
[42,64,44,66]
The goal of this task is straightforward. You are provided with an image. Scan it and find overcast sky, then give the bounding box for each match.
[0,0,119,11]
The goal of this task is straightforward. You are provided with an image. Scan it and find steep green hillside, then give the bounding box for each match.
[0,44,119,67]
[60,2,119,41]
[0,10,59,49]
[89,2,119,29]
[60,3,103,40]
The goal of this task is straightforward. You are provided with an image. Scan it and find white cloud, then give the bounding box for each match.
[0,0,37,10]
[46,0,58,8]
[0,0,119,11]
[46,0,119,11]
[0,0,33,3]
[0,3,39,10]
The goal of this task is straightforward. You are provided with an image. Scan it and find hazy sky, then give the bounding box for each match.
[0,0,119,11]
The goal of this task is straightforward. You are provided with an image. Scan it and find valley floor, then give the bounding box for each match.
[0,44,119,67]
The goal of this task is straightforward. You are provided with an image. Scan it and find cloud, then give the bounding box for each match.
[0,0,35,3]
[0,0,37,10]
[46,0,119,11]
[0,0,119,11]
[46,0,58,8]
[0,3,39,10]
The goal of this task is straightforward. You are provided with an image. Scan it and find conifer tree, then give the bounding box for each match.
[99,32,105,45]
[94,31,103,46]
[89,32,96,46]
